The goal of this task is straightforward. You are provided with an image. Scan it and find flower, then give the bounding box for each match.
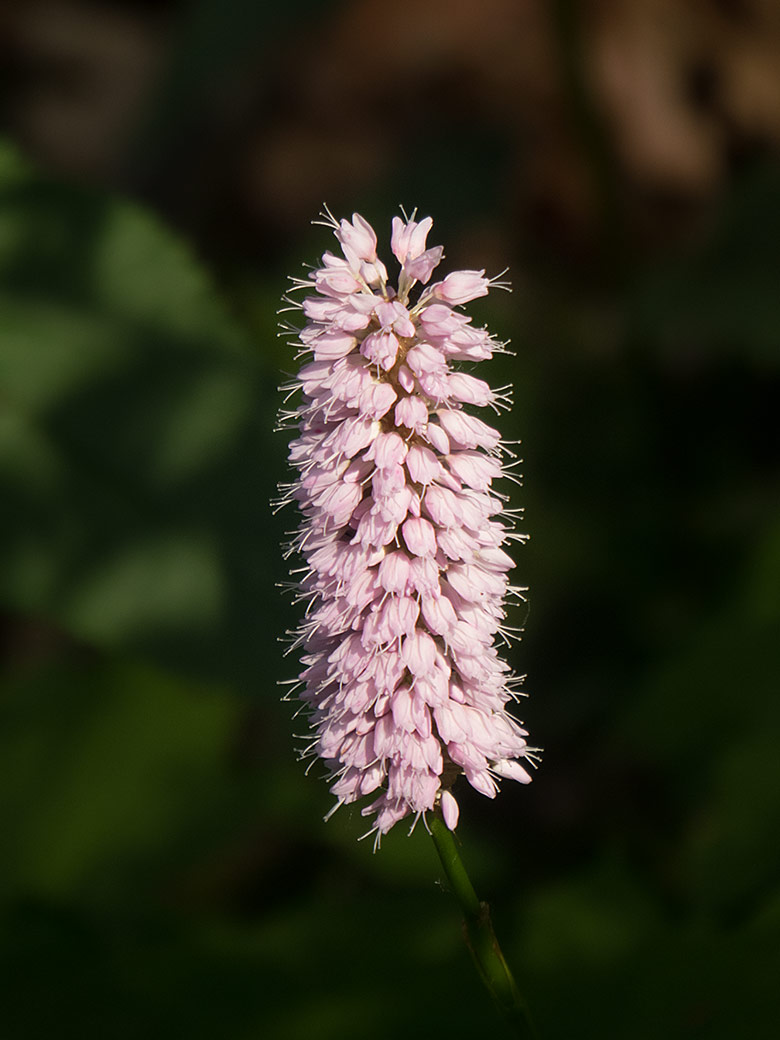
[277,209,536,844]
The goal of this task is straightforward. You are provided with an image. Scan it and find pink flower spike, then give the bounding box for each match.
[277,208,536,843]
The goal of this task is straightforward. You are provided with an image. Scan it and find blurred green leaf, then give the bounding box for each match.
[0,657,237,901]
[0,139,289,686]
[517,852,780,1040]
[613,516,780,917]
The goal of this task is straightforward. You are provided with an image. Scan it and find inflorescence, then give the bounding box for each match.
[275,209,538,846]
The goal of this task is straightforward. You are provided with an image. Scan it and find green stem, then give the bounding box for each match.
[429,815,538,1039]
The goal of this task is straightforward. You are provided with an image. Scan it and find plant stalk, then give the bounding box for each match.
[429,814,538,1038]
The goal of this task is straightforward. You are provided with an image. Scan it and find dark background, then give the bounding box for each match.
[1,1,779,1037]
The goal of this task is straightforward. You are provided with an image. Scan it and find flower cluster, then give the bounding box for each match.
[277,210,536,843]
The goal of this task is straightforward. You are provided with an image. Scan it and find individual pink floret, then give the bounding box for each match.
[277,209,536,846]
[433,269,490,305]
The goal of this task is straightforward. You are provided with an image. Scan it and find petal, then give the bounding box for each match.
[433,269,489,305]
[440,790,460,830]
[402,516,437,557]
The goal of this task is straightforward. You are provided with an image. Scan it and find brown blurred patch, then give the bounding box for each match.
[1,0,168,178]
[3,0,780,257]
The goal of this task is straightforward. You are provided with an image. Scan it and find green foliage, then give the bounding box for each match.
[0,140,287,686]
[0,658,237,902]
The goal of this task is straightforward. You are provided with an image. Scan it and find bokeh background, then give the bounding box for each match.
[1,1,779,1037]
